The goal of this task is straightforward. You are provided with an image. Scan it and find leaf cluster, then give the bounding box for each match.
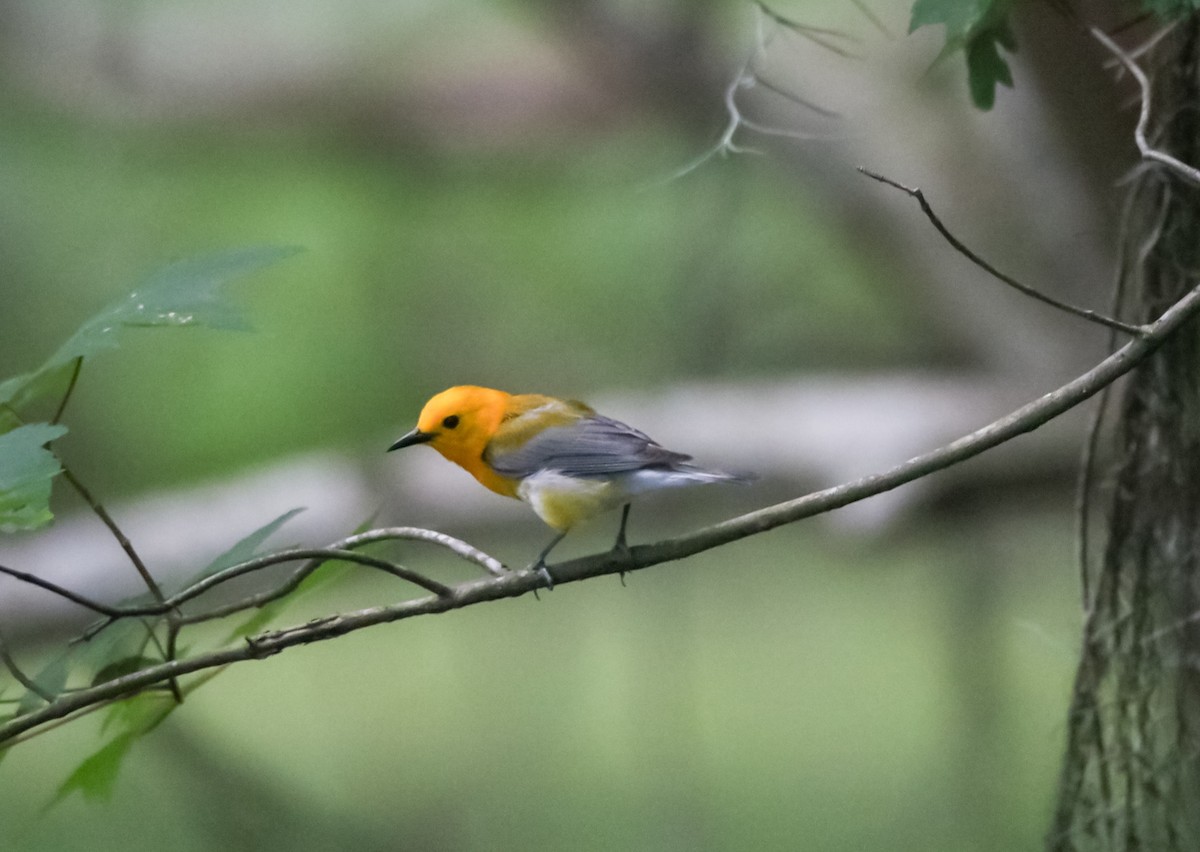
[0,246,302,797]
[909,0,1200,111]
[909,0,1018,110]
[0,246,298,531]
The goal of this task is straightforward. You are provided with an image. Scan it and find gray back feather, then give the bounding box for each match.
[486,415,692,479]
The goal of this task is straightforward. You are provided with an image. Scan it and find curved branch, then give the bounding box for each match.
[170,527,500,607]
[0,627,53,702]
[332,528,507,577]
[1091,26,1200,187]
[5,280,1200,746]
[168,547,451,608]
[858,167,1147,336]
[0,564,149,618]
[4,528,499,633]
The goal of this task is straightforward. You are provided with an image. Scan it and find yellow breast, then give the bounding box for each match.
[516,470,620,531]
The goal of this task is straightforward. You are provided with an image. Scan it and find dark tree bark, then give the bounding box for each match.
[1051,15,1200,851]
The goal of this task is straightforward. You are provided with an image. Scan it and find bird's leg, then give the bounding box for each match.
[613,503,632,586]
[530,531,566,593]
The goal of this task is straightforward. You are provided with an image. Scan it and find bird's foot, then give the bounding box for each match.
[611,538,632,587]
[529,561,554,598]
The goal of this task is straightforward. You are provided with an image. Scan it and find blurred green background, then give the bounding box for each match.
[0,0,1124,849]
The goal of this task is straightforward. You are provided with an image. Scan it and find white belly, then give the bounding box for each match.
[516,468,727,531]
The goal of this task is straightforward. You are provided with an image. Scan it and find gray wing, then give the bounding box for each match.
[486,414,691,479]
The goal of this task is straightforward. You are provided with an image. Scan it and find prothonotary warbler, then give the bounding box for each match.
[388,385,749,587]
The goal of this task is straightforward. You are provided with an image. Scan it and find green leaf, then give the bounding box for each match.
[909,0,994,38]
[0,423,68,532]
[75,618,156,672]
[1141,0,1200,17]
[966,24,1015,110]
[54,692,176,803]
[15,651,71,714]
[909,0,1016,111]
[182,507,306,589]
[55,733,137,801]
[0,245,301,415]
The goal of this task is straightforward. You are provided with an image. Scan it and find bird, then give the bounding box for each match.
[388,385,749,587]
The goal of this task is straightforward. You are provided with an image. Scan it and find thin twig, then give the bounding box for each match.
[663,71,761,182]
[0,626,53,702]
[166,548,445,605]
[0,563,139,617]
[60,466,166,604]
[753,74,840,119]
[4,529,489,632]
[849,0,892,39]
[334,527,506,577]
[1091,26,1200,187]
[7,278,1200,745]
[170,529,495,606]
[753,0,862,59]
[660,2,851,185]
[752,1,861,45]
[50,357,82,426]
[1122,19,1178,63]
[163,619,183,703]
[857,167,1149,336]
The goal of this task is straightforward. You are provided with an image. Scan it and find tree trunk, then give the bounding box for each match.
[1050,15,1200,852]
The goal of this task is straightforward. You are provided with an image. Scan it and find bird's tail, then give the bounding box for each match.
[673,463,756,485]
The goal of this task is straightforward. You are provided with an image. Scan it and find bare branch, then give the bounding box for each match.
[753,1,862,58]
[60,466,167,605]
[0,563,135,617]
[169,548,452,609]
[660,3,843,183]
[752,74,840,119]
[5,528,493,643]
[335,527,507,577]
[1090,26,1200,187]
[171,529,497,624]
[857,167,1149,336]
[849,0,892,39]
[6,278,1200,746]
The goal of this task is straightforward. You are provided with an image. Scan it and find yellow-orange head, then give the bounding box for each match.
[388,386,517,495]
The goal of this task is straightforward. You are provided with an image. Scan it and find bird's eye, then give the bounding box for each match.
[442,415,460,429]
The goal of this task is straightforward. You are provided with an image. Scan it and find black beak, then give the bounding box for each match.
[388,428,434,452]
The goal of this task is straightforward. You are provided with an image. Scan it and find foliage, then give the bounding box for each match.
[0,247,301,792]
[909,0,1017,110]
[1142,0,1200,16]
[0,424,67,531]
[53,693,177,803]
[909,0,1200,111]
[0,246,298,530]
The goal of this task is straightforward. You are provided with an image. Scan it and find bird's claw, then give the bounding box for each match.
[530,561,554,598]
[611,538,632,587]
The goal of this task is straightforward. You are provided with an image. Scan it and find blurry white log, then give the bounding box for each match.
[0,373,1086,630]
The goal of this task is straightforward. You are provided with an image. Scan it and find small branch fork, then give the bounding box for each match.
[1090,25,1200,188]
[664,2,850,181]
[5,272,1200,745]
